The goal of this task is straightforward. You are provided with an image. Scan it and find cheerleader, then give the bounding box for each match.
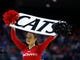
[3,10,71,60]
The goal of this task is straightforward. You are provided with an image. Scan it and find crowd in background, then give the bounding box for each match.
[0,21,80,60]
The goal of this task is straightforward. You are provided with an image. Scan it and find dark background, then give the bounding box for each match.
[0,0,80,29]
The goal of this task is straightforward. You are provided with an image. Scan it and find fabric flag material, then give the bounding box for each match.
[10,13,66,36]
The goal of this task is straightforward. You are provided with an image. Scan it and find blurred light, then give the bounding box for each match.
[52,0,57,2]
[46,4,50,8]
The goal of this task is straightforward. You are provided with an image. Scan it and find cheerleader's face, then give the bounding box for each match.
[26,32,37,45]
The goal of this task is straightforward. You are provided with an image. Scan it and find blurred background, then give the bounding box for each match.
[0,0,80,60]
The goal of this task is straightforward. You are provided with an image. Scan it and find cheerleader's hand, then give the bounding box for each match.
[53,22,72,36]
[3,10,19,27]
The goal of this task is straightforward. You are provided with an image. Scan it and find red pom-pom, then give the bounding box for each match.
[3,10,19,26]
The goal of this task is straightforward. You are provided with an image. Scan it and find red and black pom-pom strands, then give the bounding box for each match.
[3,10,19,26]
